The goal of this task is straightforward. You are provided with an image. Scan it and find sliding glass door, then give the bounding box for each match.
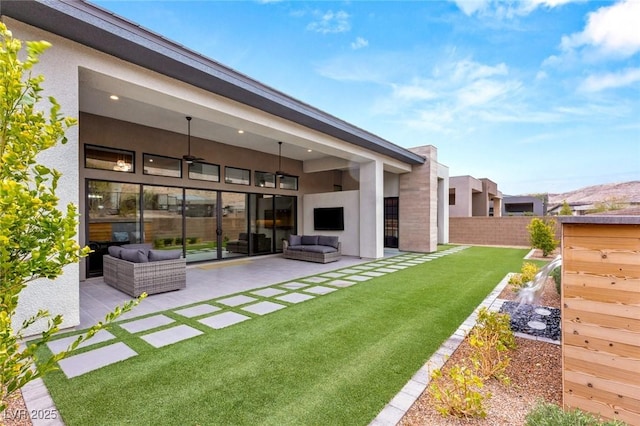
[184,189,217,262]
[220,192,248,259]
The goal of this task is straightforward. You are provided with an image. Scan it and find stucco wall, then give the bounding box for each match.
[302,191,360,256]
[449,216,561,247]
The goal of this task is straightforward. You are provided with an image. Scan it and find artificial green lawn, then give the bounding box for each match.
[41,246,529,425]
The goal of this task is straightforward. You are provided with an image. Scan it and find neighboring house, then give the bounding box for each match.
[502,195,547,216]
[548,202,592,216]
[2,1,450,332]
[449,176,502,217]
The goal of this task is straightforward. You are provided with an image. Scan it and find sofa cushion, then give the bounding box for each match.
[148,249,182,261]
[301,235,319,245]
[121,243,152,257]
[120,248,149,263]
[301,245,338,254]
[238,233,248,241]
[287,245,304,251]
[113,231,130,242]
[288,235,302,246]
[108,245,123,258]
[318,235,339,249]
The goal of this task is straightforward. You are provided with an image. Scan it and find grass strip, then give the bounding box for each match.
[41,246,528,425]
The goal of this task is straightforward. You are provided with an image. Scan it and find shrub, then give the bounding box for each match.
[428,364,489,419]
[153,238,165,248]
[525,401,627,426]
[551,266,562,295]
[163,237,174,246]
[468,308,516,383]
[509,262,539,290]
[0,23,144,413]
[527,218,559,257]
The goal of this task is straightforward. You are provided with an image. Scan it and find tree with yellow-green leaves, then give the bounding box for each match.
[0,23,144,413]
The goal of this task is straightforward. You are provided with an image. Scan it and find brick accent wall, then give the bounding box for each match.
[449,216,561,247]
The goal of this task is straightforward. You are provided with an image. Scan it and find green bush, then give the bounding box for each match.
[525,401,627,426]
[428,364,489,419]
[551,266,561,295]
[469,307,516,383]
[509,262,539,290]
[527,218,559,257]
[163,237,174,246]
[153,238,164,248]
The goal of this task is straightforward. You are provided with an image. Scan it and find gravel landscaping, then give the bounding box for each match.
[400,268,562,426]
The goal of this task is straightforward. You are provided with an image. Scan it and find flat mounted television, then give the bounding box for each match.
[314,207,344,231]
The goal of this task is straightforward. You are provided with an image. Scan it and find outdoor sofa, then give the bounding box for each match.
[103,243,186,297]
[282,235,341,263]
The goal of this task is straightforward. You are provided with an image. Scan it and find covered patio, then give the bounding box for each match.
[78,253,393,330]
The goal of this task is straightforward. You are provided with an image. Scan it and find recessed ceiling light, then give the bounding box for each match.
[237,129,244,134]
[110,95,119,100]
[307,149,313,152]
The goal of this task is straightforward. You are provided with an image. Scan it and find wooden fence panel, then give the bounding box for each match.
[562,222,640,425]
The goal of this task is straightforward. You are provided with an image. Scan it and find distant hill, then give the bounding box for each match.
[547,181,640,205]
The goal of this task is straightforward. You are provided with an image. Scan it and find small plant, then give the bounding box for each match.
[559,200,573,216]
[551,266,562,295]
[525,401,628,426]
[468,307,516,383]
[527,217,559,257]
[428,363,489,419]
[153,238,165,248]
[509,262,539,290]
[163,237,174,246]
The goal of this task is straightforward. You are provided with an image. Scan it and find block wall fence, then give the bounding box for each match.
[560,218,640,425]
[449,216,562,247]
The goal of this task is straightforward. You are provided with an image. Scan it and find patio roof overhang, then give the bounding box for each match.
[1,0,426,170]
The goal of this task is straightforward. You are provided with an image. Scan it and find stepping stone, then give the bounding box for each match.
[141,325,203,348]
[58,342,137,379]
[217,295,257,307]
[276,293,315,304]
[302,276,329,284]
[251,288,286,297]
[328,279,356,288]
[120,314,175,333]
[322,272,346,279]
[345,275,372,282]
[337,268,361,274]
[384,265,407,270]
[366,263,389,267]
[242,301,287,315]
[47,329,116,355]
[351,265,374,270]
[376,268,398,273]
[396,263,418,267]
[199,312,251,329]
[360,271,385,277]
[281,282,309,290]
[174,304,221,318]
[304,286,337,295]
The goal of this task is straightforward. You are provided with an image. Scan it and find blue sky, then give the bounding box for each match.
[94,0,639,195]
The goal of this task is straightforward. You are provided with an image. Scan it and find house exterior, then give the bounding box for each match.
[449,176,502,217]
[2,0,449,333]
[502,195,547,216]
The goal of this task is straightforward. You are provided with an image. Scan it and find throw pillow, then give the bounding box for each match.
[148,249,182,261]
[301,235,319,245]
[112,231,129,242]
[108,245,123,258]
[120,248,148,263]
[318,235,339,249]
[288,235,302,246]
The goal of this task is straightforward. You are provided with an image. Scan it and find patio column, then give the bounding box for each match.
[399,145,438,253]
[359,160,384,259]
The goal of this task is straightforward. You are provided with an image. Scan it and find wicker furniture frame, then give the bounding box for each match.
[103,255,186,297]
[282,241,341,263]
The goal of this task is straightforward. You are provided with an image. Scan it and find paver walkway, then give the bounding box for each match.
[31,247,471,425]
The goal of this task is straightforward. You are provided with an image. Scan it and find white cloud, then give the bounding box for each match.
[307,10,350,34]
[451,0,579,17]
[351,37,369,50]
[579,68,640,92]
[561,0,640,58]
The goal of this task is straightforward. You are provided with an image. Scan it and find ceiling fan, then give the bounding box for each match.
[275,141,293,178]
[183,116,205,164]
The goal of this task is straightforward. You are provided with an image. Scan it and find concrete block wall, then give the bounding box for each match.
[449,216,561,247]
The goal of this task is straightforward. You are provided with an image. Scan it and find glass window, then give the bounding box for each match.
[189,162,220,182]
[143,154,182,178]
[85,145,134,173]
[184,189,217,262]
[254,171,275,188]
[86,180,140,277]
[279,175,298,191]
[224,166,250,185]
[143,185,184,251]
